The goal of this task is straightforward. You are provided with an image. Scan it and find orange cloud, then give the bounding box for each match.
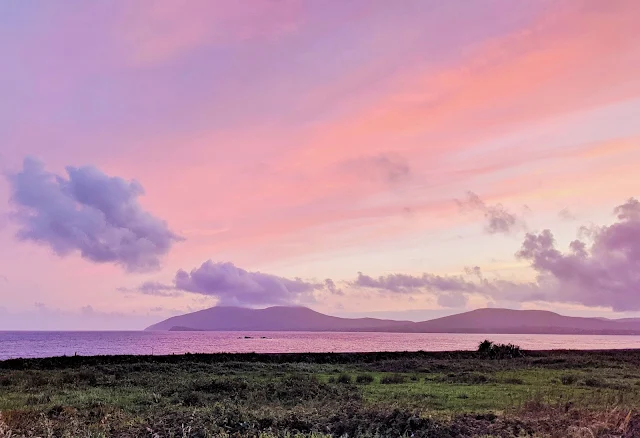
[287,0,640,168]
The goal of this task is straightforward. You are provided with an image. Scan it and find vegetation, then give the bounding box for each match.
[477,340,524,359]
[1,347,640,437]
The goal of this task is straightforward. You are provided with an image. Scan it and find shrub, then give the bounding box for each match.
[77,369,98,385]
[381,374,406,384]
[355,374,374,384]
[584,377,605,388]
[439,372,491,384]
[561,374,578,385]
[502,377,524,385]
[477,340,524,359]
[25,393,51,405]
[478,340,494,354]
[336,373,352,384]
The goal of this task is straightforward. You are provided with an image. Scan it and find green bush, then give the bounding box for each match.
[355,374,374,384]
[584,377,605,388]
[336,373,352,384]
[381,374,406,384]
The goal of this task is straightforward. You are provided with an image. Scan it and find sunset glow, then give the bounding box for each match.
[2,0,640,329]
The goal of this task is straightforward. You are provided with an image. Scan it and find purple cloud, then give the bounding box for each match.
[516,198,640,311]
[354,272,477,293]
[170,260,325,306]
[353,271,481,307]
[6,157,182,271]
[456,191,523,234]
[132,281,182,297]
[324,278,344,296]
[352,266,543,309]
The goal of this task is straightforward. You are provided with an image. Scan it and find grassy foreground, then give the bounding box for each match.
[1,348,640,437]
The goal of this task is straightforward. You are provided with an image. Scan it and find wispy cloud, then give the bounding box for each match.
[116,0,302,65]
[456,191,525,235]
[558,208,576,221]
[341,153,411,185]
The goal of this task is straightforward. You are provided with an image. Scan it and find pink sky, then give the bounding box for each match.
[1,0,640,329]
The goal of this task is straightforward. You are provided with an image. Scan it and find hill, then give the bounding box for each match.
[145,306,412,332]
[145,306,640,334]
[393,308,640,334]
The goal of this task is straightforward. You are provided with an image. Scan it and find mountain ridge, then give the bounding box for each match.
[145,306,640,334]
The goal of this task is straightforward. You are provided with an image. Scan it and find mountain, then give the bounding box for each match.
[391,308,640,334]
[145,306,640,334]
[145,306,412,332]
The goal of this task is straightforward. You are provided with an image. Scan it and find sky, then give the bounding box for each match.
[1,0,640,330]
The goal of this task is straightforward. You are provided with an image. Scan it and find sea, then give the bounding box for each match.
[1,331,640,360]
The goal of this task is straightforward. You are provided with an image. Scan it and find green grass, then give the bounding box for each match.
[1,350,640,437]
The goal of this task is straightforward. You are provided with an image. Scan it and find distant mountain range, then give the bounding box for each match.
[145,306,640,335]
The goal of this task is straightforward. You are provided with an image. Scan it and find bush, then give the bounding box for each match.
[478,340,494,354]
[477,340,524,359]
[584,377,605,388]
[25,393,51,405]
[502,377,524,385]
[77,369,98,385]
[355,374,374,384]
[381,374,406,384]
[336,373,352,384]
[561,374,578,385]
[439,372,491,384]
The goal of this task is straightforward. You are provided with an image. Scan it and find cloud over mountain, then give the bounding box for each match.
[6,157,182,271]
[162,260,325,306]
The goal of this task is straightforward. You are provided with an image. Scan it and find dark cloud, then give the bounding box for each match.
[456,191,523,234]
[345,153,411,184]
[6,157,182,272]
[168,260,326,306]
[516,198,640,311]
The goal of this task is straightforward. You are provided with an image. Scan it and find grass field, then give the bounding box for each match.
[1,347,640,437]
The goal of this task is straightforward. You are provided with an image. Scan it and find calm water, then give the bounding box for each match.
[1,331,640,360]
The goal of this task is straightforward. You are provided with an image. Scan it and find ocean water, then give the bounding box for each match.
[1,331,640,360]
